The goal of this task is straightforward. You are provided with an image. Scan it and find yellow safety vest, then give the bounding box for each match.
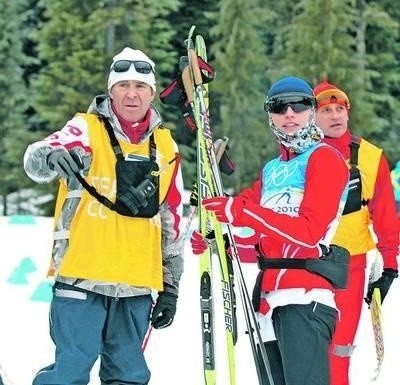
[54,113,177,290]
[332,138,382,255]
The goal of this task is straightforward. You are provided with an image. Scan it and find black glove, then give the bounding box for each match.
[47,148,83,179]
[365,268,398,306]
[151,291,178,329]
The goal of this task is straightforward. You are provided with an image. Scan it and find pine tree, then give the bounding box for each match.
[31,0,180,128]
[362,1,400,166]
[0,0,38,215]
[210,0,275,191]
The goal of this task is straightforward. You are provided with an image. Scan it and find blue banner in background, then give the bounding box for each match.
[0,216,53,303]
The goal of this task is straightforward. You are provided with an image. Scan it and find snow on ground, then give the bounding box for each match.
[0,216,398,384]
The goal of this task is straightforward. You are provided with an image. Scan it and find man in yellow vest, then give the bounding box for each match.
[24,47,185,385]
[314,80,399,385]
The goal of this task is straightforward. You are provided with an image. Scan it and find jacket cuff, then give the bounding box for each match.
[163,281,178,296]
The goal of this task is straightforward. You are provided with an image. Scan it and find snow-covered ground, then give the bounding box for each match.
[0,216,398,385]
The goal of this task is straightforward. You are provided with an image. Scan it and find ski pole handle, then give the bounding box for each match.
[181,66,194,104]
[188,48,203,86]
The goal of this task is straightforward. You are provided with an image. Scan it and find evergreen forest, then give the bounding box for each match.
[1,0,399,215]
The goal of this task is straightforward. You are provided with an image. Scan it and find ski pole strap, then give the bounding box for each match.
[159,75,196,132]
[196,56,215,83]
[256,244,350,289]
[159,56,215,106]
[182,102,197,132]
[187,52,215,86]
[159,57,215,134]
[159,78,186,106]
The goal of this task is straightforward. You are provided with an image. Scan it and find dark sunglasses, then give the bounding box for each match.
[111,60,154,74]
[265,96,315,114]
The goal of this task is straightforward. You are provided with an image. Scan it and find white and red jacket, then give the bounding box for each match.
[23,95,185,298]
[232,143,349,312]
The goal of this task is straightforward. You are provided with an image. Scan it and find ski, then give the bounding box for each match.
[181,25,276,385]
[187,26,217,385]
[194,32,238,347]
[182,25,236,385]
[190,27,217,385]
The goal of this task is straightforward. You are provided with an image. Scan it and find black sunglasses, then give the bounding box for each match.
[111,60,154,74]
[265,96,315,114]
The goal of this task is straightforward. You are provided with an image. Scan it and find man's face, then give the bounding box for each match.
[315,103,349,138]
[109,80,155,122]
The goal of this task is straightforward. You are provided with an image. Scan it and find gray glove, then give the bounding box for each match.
[151,291,178,329]
[47,148,83,179]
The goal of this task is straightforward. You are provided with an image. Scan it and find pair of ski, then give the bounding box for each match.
[180,25,275,385]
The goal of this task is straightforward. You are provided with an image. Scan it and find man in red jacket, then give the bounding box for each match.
[314,80,399,385]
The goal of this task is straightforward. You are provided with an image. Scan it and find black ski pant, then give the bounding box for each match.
[258,302,337,385]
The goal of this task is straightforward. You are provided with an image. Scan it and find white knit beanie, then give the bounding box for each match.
[107,47,156,91]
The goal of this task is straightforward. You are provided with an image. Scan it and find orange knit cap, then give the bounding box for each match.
[313,80,350,110]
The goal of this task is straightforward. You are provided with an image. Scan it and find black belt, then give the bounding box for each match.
[257,258,308,270]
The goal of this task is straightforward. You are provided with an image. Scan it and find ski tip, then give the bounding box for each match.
[186,25,196,45]
[195,34,205,44]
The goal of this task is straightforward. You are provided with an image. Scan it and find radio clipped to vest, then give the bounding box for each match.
[114,155,159,217]
[105,117,160,218]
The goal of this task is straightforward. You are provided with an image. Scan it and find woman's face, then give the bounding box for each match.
[270,106,312,134]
